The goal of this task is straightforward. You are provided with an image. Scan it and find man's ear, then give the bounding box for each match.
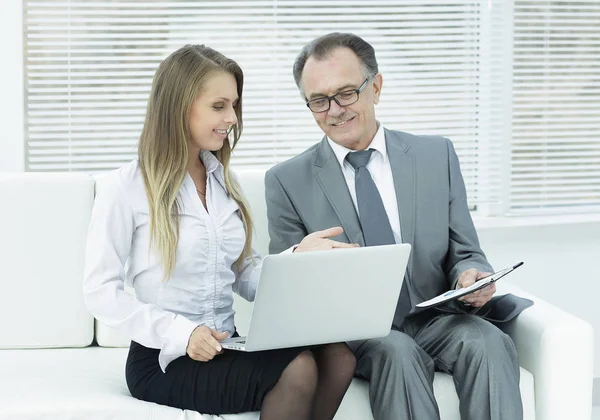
[372,73,383,105]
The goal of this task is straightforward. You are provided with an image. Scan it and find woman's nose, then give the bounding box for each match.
[225,107,238,125]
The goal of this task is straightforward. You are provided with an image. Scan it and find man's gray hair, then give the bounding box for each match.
[293,32,379,95]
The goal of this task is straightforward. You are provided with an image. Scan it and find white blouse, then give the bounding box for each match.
[83,151,261,372]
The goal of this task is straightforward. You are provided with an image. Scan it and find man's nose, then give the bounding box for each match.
[328,98,344,117]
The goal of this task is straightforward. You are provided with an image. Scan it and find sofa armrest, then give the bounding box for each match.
[498,282,594,420]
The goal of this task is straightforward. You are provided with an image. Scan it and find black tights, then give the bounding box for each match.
[261,343,356,420]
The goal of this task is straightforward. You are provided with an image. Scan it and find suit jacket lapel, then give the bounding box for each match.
[386,129,416,248]
[313,137,365,246]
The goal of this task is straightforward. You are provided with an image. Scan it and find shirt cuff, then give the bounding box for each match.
[158,315,198,373]
[282,244,299,254]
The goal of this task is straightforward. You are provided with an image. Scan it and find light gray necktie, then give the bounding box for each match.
[345,149,395,246]
[346,149,412,328]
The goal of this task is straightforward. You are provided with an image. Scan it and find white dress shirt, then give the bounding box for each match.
[83,151,262,372]
[327,123,402,244]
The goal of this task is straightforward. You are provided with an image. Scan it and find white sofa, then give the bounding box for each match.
[0,170,594,420]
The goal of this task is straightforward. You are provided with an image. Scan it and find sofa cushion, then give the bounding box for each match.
[234,168,270,257]
[0,348,252,420]
[0,173,95,348]
[0,347,535,420]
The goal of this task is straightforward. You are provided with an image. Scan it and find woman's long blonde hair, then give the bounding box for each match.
[138,45,253,280]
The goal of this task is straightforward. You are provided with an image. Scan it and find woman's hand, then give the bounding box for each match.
[186,326,229,362]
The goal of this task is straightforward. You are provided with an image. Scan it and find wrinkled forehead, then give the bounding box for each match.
[300,48,365,98]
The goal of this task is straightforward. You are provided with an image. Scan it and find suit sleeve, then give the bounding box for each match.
[444,138,493,288]
[265,168,308,254]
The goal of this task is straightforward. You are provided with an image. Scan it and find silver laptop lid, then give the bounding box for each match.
[243,243,410,351]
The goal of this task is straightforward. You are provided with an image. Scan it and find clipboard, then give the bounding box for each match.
[415,262,524,309]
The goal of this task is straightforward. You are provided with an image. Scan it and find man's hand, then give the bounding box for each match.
[186,326,229,362]
[456,268,495,307]
[294,226,360,253]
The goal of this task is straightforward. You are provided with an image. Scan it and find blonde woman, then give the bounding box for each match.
[83,45,356,419]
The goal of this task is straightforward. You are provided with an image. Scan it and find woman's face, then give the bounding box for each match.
[188,71,239,154]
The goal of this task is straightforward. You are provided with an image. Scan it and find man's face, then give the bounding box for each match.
[300,47,382,150]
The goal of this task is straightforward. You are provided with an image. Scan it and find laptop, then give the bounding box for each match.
[221,243,411,351]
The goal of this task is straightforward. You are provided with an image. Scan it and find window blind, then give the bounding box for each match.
[24,1,500,209]
[511,0,600,213]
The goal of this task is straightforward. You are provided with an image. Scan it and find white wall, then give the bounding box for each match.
[476,217,600,377]
[0,0,24,172]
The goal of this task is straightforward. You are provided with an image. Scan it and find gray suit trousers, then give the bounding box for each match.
[348,314,523,420]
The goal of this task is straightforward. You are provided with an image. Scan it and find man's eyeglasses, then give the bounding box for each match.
[305,78,370,113]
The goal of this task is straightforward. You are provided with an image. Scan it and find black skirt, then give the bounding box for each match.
[125,340,306,414]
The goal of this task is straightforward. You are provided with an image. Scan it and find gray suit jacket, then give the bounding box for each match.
[265,129,531,327]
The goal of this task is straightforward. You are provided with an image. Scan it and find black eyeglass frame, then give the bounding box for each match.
[305,77,370,113]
